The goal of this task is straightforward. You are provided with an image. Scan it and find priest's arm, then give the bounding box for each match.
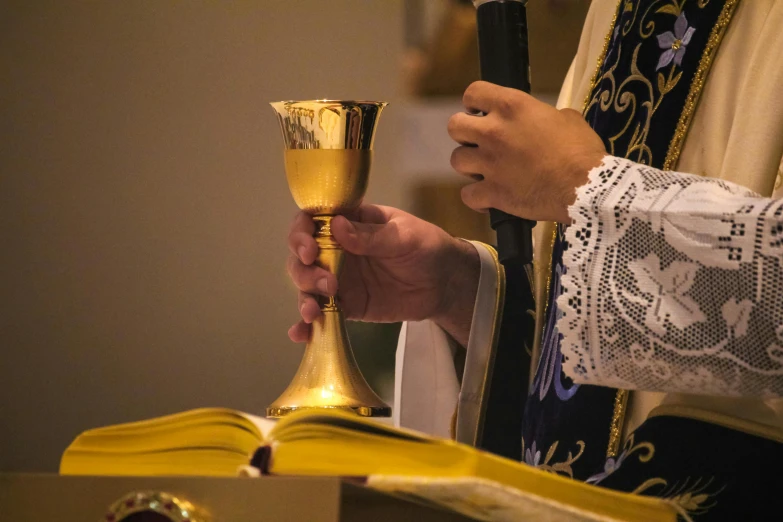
[394,155,783,449]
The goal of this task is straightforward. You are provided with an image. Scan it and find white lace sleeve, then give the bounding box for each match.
[558,156,783,398]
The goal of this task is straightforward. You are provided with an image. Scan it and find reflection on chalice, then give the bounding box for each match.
[267,100,391,418]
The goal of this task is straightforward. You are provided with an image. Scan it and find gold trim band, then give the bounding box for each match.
[663,0,741,169]
[606,389,629,458]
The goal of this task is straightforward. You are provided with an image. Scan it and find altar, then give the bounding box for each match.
[0,474,473,521]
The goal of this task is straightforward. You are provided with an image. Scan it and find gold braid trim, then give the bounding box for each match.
[663,0,741,170]
[606,389,630,458]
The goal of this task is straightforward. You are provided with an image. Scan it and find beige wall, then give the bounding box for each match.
[0,0,405,472]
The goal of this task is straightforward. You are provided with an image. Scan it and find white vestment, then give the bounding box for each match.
[394,0,783,446]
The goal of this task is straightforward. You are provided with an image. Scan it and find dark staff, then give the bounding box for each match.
[473,0,535,265]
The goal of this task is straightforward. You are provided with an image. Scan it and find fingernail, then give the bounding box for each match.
[317,278,329,294]
[297,246,307,262]
[300,301,313,323]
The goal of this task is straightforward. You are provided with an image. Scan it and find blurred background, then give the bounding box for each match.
[0,0,589,472]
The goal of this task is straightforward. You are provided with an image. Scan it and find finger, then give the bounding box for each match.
[297,291,322,324]
[288,321,311,343]
[450,145,489,178]
[344,203,394,225]
[331,215,405,257]
[288,232,318,265]
[288,211,315,235]
[465,81,535,119]
[447,111,489,146]
[462,81,505,114]
[288,212,317,265]
[286,254,337,296]
[460,181,495,214]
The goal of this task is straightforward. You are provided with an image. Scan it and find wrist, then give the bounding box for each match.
[431,238,480,347]
[559,152,605,223]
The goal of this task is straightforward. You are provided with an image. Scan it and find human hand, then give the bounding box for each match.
[286,205,479,347]
[448,81,606,223]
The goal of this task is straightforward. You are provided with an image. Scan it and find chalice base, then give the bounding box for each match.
[266,309,391,418]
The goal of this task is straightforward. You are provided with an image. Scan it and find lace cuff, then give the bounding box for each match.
[558,156,783,398]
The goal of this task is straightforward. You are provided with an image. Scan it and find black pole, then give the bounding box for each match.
[471,0,535,459]
[474,0,535,265]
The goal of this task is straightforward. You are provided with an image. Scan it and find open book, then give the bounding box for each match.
[60,408,679,522]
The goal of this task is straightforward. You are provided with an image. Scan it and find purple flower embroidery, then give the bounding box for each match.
[656,12,696,70]
[524,441,541,467]
[585,453,627,485]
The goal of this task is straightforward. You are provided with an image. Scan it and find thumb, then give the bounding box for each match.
[331,215,401,257]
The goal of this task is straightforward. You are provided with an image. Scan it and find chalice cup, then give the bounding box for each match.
[267,100,391,418]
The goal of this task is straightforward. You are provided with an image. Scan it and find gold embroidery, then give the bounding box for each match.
[587,42,684,165]
[621,0,639,37]
[663,0,741,169]
[522,437,586,479]
[618,432,656,467]
[634,476,724,519]
[581,0,623,114]
[640,0,676,38]
[582,0,741,457]
[607,389,630,457]
[657,64,683,97]
[615,45,655,163]
[633,478,667,494]
[586,0,739,169]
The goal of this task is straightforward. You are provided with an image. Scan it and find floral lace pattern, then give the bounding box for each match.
[558,156,783,397]
[531,252,580,402]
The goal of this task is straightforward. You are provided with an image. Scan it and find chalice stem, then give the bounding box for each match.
[313,215,343,311]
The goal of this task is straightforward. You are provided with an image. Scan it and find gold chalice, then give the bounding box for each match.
[267,100,391,418]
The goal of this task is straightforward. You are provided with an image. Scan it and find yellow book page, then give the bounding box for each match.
[267,410,677,522]
[80,408,239,433]
[79,408,266,436]
[60,448,248,477]
[60,408,276,476]
[67,422,262,454]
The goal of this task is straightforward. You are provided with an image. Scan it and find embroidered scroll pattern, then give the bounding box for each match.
[522,436,586,480]
[583,0,738,169]
[586,433,725,520]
